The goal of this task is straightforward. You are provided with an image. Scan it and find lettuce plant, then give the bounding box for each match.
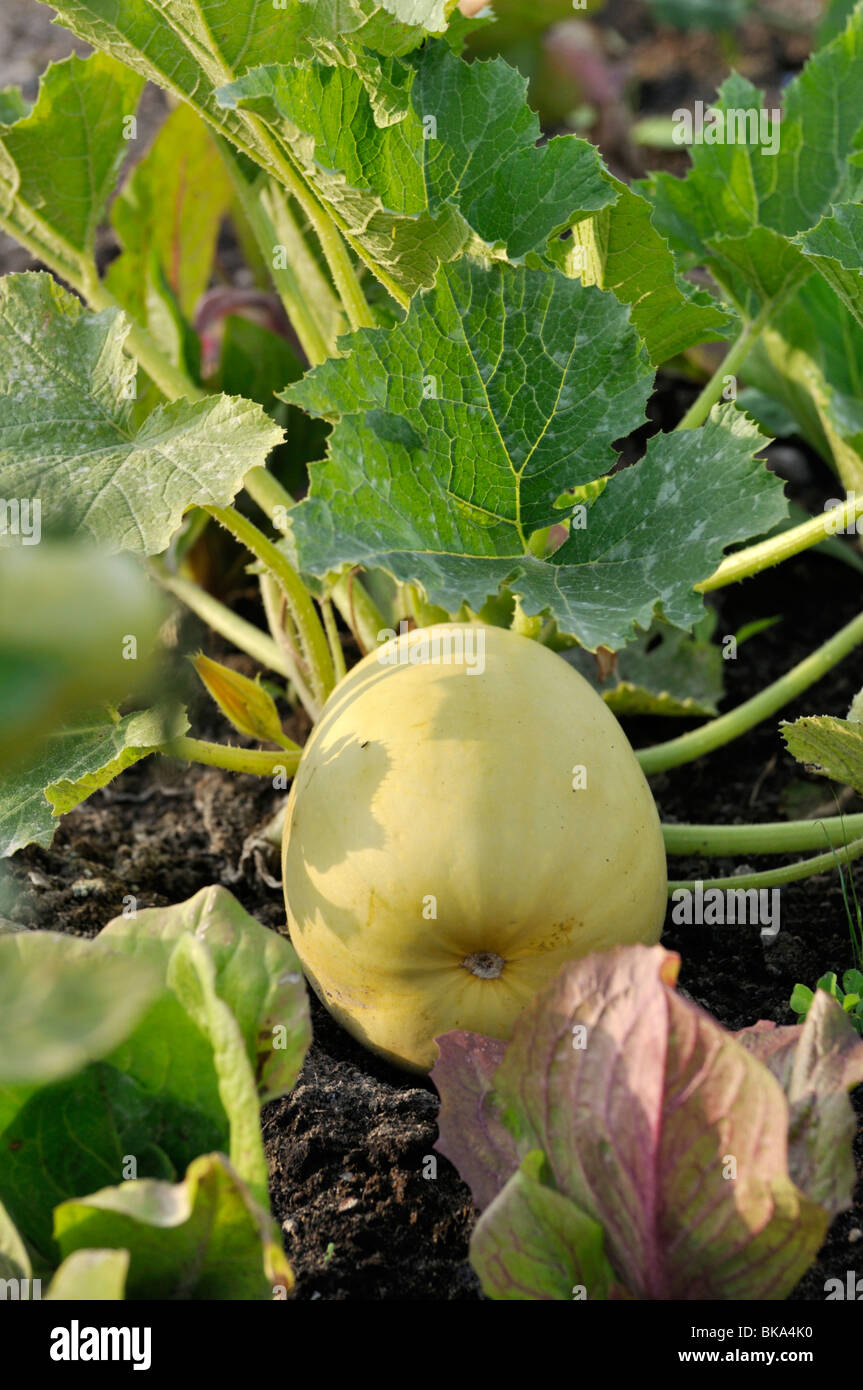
[0,886,310,1299]
[432,944,863,1300]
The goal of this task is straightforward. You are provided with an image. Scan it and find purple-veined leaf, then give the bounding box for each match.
[435,944,863,1300]
[735,991,863,1215]
[432,1031,514,1210]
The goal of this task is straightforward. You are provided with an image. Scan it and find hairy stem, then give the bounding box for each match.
[667,835,863,892]
[215,141,334,364]
[697,493,863,592]
[663,813,863,855]
[165,736,300,777]
[206,504,335,706]
[243,114,374,332]
[243,466,296,530]
[244,478,387,655]
[259,570,319,718]
[321,597,348,684]
[638,609,863,775]
[259,180,345,354]
[330,571,387,654]
[676,303,772,432]
[152,564,296,680]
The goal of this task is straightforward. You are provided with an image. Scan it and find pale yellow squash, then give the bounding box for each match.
[282,623,667,1071]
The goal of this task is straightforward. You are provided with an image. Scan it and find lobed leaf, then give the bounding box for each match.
[0,274,284,555]
[562,616,724,718]
[286,259,786,647]
[648,13,863,269]
[0,706,188,859]
[39,0,459,180]
[797,203,863,328]
[637,11,863,483]
[781,712,863,797]
[0,53,143,283]
[562,179,731,365]
[742,272,863,489]
[218,45,614,297]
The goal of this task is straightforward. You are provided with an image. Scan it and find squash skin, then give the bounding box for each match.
[282,624,667,1072]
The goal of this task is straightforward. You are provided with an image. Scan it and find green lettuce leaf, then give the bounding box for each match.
[45,1248,129,1300]
[471,1149,615,1301]
[434,945,863,1300]
[0,888,309,1271]
[96,885,311,1107]
[0,542,164,763]
[0,932,162,1086]
[0,1198,31,1282]
[53,1152,291,1300]
[736,991,863,1217]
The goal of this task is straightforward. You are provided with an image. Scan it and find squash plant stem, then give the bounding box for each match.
[676,302,773,431]
[243,470,388,654]
[321,598,348,683]
[243,466,296,526]
[18,207,377,687]
[664,813,863,855]
[243,113,374,331]
[697,493,863,591]
[668,834,863,892]
[214,139,336,364]
[166,737,300,777]
[637,608,863,775]
[259,571,320,717]
[151,562,298,682]
[204,505,336,707]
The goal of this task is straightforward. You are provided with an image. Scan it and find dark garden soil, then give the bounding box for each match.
[4,0,862,1304]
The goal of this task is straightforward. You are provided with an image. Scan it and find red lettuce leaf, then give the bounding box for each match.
[434,944,863,1300]
[735,991,863,1216]
[432,1031,515,1210]
[470,1149,616,1301]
